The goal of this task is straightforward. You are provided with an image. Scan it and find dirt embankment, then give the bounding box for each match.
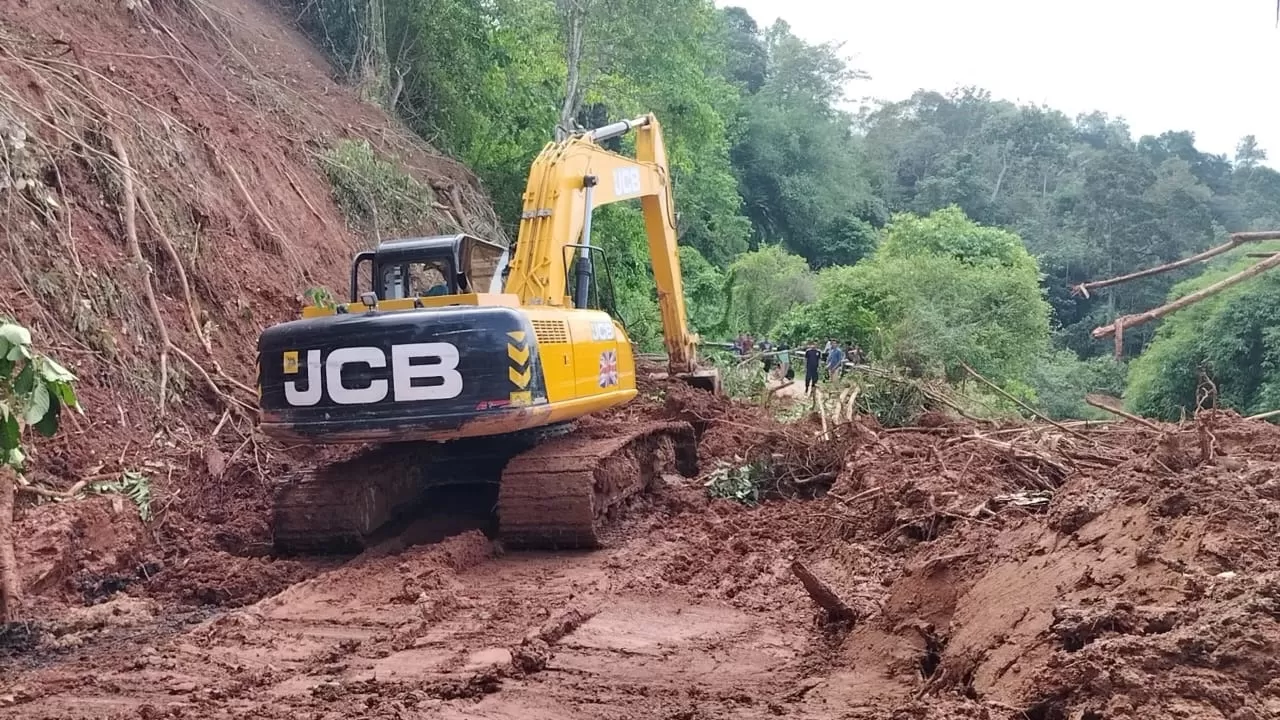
[1,0,504,613]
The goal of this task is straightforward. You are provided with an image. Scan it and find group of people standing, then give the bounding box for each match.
[733,335,864,394]
[733,335,791,376]
[801,339,862,393]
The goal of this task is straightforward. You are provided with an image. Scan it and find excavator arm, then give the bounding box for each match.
[503,114,700,374]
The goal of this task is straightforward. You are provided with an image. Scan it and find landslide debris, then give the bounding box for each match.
[624,380,1280,719]
[1,1,1278,717]
[1,0,501,613]
[4,360,1280,719]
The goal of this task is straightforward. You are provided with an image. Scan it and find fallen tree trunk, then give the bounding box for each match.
[1092,248,1280,344]
[1073,231,1280,297]
[1084,394,1163,431]
[790,560,856,622]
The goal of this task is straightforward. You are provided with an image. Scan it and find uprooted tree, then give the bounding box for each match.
[1077,230,1280,359]
[0,320,81,623]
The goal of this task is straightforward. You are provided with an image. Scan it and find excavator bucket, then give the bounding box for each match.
[677,368,721,395]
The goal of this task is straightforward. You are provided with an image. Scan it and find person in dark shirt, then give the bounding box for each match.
[804,341,821,394]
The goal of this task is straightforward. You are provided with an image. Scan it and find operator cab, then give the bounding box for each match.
[349,234,509,303]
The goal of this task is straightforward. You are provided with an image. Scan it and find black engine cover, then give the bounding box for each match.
[257,305,548,441]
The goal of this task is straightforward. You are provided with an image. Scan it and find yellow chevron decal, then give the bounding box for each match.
[507,330,526,344]
[509,365,531,388]
[507,343,530,364]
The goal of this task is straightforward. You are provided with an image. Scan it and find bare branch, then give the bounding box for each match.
[1092,248,1280,340]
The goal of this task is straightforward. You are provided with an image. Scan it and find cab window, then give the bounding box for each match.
[380,259,453,299]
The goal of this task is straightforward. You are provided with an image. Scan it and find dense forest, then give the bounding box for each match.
[288,0,1280,421]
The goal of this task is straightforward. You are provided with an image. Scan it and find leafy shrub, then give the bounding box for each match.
[704,458,768,505]
[862,208,1051,383]
[723,246,815,337]
[1025,350,1127,420]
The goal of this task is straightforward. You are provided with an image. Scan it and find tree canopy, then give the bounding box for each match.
[292,0,1280,419]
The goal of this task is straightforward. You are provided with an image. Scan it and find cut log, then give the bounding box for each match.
[790,560,856,622]
[1093,247,1280,341]
[1073,231,1280,297]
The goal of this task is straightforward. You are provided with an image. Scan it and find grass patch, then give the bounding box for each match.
[319,139,444,236]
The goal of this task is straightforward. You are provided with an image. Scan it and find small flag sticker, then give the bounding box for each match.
[598,350,618,387]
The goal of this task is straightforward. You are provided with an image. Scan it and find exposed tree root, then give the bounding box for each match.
[51,42,257,419]
[108,132,174,414]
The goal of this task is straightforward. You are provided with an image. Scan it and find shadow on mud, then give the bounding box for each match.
[361,483,499,558]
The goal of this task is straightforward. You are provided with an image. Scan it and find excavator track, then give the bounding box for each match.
[497,421,698,549]
[272,420,697,554]
[272,425,572,554]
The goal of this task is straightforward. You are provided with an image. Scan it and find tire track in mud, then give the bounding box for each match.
[4,498,824,720]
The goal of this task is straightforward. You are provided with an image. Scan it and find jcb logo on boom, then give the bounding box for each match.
[283,343,463,406]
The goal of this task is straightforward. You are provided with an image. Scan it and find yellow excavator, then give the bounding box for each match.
[256,114,718,552]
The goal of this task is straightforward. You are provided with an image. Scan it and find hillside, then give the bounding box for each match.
[0,0,501,610]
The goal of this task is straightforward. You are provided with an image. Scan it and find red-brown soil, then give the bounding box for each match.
[3,1,1280,718]
[1,0,500,615]
[7,371,1280,719]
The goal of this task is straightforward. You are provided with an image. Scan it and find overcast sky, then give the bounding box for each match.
[719,0,1277,162]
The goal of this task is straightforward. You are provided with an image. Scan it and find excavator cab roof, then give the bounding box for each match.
[349,233,509,302]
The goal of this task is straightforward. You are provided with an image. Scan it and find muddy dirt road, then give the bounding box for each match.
[6,386,1280,719]
[4,479,855,720]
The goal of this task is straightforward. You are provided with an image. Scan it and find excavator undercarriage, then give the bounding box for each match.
[271,420,697,554]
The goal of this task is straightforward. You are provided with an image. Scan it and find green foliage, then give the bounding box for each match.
[288,0,1280,412]
[851,375,932,428]
[303,287,336,309]
[0,320,81,470]
[677,246,726,336]
[1024,350,1127,420]
[724,246,814,337]
[704,350,766,400]
[704,457,767,505]
[729,21,884,268]
[854,209,1051,383]
[88,471,152,522]
[590,205,662,351]
[773,265,880,347]
[878,206,1038,273]
[1126,248,1280,420]
[321,139,439,235]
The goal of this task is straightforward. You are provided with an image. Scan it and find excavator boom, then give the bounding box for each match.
[505,114,702,375]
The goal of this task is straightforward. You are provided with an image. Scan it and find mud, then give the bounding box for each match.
[7,391,1280,718]
[0,0,500,616]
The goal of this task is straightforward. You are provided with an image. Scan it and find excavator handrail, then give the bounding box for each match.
[503,113,700,375]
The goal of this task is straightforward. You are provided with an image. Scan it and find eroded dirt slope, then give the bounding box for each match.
[1,0,503,614]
